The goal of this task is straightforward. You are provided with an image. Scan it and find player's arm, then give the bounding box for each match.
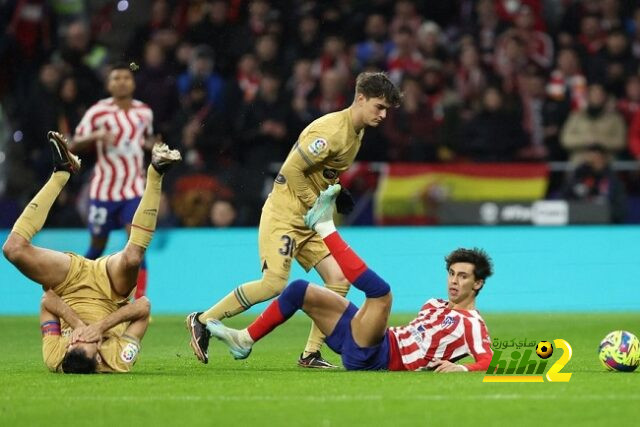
[40,290,85,330]
[72,129,114,152]
[75,297,151,343]
[280,134,333,209]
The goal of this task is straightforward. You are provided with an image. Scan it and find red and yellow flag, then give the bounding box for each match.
[374,163,549,224]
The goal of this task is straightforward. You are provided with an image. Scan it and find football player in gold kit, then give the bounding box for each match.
[187,72,401,367]
[2,132,181,373]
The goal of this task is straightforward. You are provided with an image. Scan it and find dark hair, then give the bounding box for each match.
[109,62,134,74]
[355,72,402,107]
[445,248,493,295]
[61,347,97,374]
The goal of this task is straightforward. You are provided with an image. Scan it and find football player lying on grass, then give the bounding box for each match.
[207,184,494,372]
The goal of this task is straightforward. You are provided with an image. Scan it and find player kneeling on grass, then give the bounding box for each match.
[2,131,181,373]
[207,184,494,372]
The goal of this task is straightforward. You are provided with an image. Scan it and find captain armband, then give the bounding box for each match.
[41,321,61,336]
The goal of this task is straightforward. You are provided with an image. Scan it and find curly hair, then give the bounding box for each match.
[445,248,494,295]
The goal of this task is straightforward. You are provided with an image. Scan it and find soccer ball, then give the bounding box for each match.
[536,341,553,359]
[598,330,640,372]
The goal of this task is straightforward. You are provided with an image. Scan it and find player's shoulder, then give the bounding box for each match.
[421,298,446,310]
[303,109,349,144]
[86,98,116,114]
[131,99,152,111]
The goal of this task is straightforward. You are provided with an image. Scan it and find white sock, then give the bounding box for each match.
[314,220,336,238]
[239,329,255,346]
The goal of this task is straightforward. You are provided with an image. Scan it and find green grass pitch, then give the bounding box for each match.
[1,313,638,426]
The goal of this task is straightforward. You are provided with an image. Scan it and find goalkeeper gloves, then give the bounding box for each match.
[335,187,354,215]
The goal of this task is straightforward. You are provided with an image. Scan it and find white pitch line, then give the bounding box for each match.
[1,394,639,402]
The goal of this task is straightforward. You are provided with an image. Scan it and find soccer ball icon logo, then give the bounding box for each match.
[536,341,554,359]
[598,330,640,372]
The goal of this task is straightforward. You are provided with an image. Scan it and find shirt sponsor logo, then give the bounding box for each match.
[308,138,327,156]
[120,342,140,363]
[323,169,338,179]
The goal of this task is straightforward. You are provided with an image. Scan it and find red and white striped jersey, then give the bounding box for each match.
[388,298,492,371]
[74,98,153,201]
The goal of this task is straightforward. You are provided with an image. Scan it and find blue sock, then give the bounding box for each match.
[353,269,390,298]
[85,246,103,260]
[278,279,309,318]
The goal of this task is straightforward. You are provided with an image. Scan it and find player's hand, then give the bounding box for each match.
[71,324,103,344]
[95,129,116,145]
[335,187,354,215]
[432,360,467,373]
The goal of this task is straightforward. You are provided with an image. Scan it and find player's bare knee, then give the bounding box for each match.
[122,246,144,270]
[2,235,28,264]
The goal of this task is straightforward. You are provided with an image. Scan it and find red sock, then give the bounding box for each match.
[134,267,147,299]
[247,300,286,341]
[323,232,367,283]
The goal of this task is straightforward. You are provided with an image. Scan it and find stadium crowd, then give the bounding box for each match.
[2,0,640,227]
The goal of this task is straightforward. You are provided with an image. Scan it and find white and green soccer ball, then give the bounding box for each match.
[598,330,640,372]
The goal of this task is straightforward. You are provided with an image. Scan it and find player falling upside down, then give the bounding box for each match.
[2,132,181,373]
[187,72,402,368]
[207,185,494,372]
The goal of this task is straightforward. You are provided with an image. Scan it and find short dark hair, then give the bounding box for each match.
[445,248,493,295]
[109,62,134,74]
[355,72,402,107]
[61,348,97,374]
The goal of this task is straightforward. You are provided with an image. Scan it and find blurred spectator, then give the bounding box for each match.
[176,44,225,107]
[382,75,441,161]
[171,174,233,227]
[209,199,238,227]
[284,13,321,68]
[416,20,448,64]
[254,33,281,72]
[509,5,554,69]
[616,75,640,125]
[561,83,626,163]
[312,35,350,80]
[454,43,488,108]
[390,0,423,35]
[387,26,423,85]
[235,70,289,168]
[56,75,86,137]
[546,47,588,112]
[576,14,607,57]
[126,0,179,64]
[493,32,529,95]
[518,69,548,161]
[469,0,507,68]
[185,0,243,77]
[587,29,637,97]
[312,69,348,116]
[55,21,104,105]
[168,79,232,172]
[354,14,394,70]
[135,41,178,136]
[456,86,527,161]
[562,144,627,223]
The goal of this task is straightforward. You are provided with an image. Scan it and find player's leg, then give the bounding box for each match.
[84,199,113,260]
[106,143,181,297]
[2,132,80,289]
[122,203,148,299]
[305,185,391,347]
[299,246,349,367]
[207,279,350,360]
[187,212,291,363]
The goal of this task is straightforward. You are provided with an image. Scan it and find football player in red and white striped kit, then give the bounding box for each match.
[71,63,154,299]
[207,184,494,372]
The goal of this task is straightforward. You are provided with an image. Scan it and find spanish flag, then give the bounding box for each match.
[375,163,549,224]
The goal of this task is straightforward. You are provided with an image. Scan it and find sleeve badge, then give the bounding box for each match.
[308,138,328,156]
[120,342,140,363]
